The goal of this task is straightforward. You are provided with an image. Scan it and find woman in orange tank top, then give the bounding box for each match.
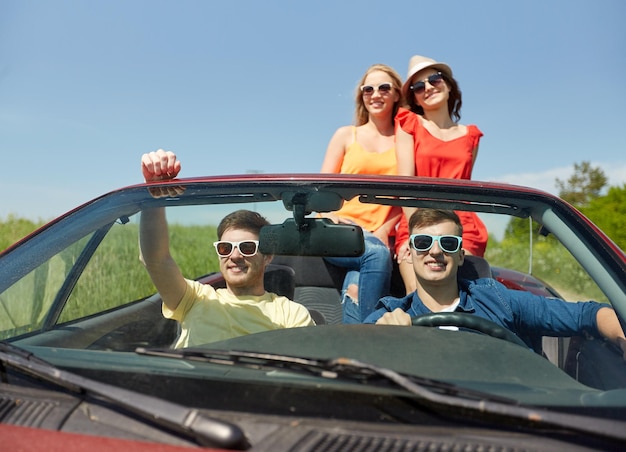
[395,55,488,294]
[321,64,403,323]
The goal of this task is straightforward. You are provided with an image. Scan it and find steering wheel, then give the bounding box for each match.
[411,312,528,348]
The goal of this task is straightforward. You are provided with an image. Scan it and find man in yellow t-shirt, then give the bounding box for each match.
[140,150,314,348]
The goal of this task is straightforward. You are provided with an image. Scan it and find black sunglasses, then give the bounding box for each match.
[409,234,462,253]
[360,83,393,95]
[409,72,445,95]
[213,240,259,257]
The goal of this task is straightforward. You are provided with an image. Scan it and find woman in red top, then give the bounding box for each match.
[395,55,488,293]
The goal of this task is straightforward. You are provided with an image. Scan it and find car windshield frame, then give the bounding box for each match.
[1,174,625,421]
[2,174,624,309]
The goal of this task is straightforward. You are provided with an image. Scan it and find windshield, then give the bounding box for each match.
[1,181,625,433]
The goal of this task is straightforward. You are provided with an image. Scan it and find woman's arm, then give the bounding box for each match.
[395,128,416,177]
[373,207,402,247]
[395,127,418,224]
[471,144,480,167]
[321,126,351,173]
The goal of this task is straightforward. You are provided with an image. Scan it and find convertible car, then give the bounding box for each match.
[1,174,625,451]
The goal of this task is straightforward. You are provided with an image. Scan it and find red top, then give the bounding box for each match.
[395,108,488,256]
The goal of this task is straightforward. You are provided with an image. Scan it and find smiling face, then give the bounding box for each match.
[354,65,403,126]
[360,70,401,118]
[410,68,450,112]
[218,227,269,296]
[409,219,465,288]
[405,67,463,120]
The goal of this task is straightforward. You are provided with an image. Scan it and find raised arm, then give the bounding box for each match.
[139,150,187,312]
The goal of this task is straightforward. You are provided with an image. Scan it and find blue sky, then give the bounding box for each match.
[1,0,625,222]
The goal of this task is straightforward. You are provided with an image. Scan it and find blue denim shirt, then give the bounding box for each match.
[364,277,606,351]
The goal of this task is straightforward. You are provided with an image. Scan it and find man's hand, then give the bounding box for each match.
[141,149,182,182]
[141,149,184,198]
[375,308,412,326]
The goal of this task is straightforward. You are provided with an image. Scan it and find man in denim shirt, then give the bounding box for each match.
[364,209,626,357]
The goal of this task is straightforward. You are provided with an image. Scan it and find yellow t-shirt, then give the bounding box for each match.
[163,280,314,348]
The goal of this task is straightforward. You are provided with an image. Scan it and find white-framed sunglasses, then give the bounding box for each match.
[409,234,462,253]
[213,240,259,257]
[360,83,393,95]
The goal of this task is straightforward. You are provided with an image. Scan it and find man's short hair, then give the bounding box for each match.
[409,209,463,235]
[217,209,270,239]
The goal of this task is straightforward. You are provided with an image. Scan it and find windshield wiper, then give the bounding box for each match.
[0,342,249,450]
[136,347,626,444]
[137,346,514,402]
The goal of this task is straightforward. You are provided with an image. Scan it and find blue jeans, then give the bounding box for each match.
[325,232,392,324]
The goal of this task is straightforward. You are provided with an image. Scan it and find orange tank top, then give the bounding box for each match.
[334,127,397,233]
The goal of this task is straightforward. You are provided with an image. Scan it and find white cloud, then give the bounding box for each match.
[605,164,626,188]
[485,162,626,196]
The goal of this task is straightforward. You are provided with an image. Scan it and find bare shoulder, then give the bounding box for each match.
[332,125,354,141]
[325,125,354,152]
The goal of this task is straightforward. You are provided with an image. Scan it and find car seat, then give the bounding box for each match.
[458,255,492,279]
[271,256,345,325]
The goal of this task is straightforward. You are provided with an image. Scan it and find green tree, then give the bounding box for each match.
[502,161,609,245]
[0,215,42,251]
[581,184,626,251]
[502,215,556,245]
[555,161,608,208]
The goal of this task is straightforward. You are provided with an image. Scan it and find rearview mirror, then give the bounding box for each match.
[259,218,364,257]
[281,191,344,213]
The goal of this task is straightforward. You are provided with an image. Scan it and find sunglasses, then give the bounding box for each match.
[213,240,259,257]
[409,234,462,253]
[360,83,393,95]
[409,72,445,95]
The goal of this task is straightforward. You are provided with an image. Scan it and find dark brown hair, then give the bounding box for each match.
[409,209,463,236]
[405,71,463,122]
[217,209,270,239]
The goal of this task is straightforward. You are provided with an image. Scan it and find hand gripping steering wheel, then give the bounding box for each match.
[411,312,528,348]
